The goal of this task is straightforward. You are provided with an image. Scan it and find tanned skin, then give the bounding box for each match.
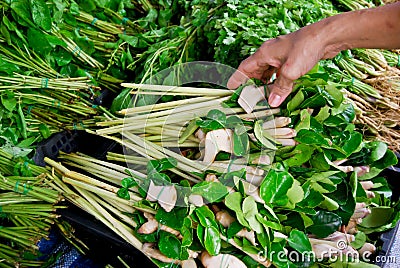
[227,2,400,107]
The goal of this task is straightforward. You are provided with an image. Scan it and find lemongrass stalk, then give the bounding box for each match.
[91,194,138,228]
[106,197,138,214]
[45,172,102,215]
[119,96,219,115]
[123,132,208,173]
[152,141,200,147]
[118,135,203,182]
[107,154,144,165]
[62,177,141,203]
[45,157,139,198]
[74,187,142,249]
[63,161,127,183]
[60,152,146,178]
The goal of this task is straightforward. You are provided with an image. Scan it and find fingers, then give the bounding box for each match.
[268,73,294,107]
[227,50,272,89]
[227,69,248,89]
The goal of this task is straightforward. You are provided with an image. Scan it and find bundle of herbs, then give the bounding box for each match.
[0,148,68,267]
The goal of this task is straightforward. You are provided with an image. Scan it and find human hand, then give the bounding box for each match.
[227,24,342,107]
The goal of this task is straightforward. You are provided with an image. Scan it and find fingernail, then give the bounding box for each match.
[269,93,281,107]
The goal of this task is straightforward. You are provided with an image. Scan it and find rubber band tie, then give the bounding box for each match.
[23,183,30,195]
[73,122,77,130]
[397,54,400,67]
[41,78,49,88]
[14,180,20,193]
[27,105,33,115]
[91,18,98,25]
[92,104,98,108]
[122,17,129,25]
[351,77,355,85]
[14,181,31,194]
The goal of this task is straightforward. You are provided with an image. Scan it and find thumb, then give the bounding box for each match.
[227,69,248,89]
[268,73,294,107]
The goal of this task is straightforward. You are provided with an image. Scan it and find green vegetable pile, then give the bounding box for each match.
[44,67,399,268]
[0,0,399,267]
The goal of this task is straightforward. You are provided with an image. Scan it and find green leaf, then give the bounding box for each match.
[181,217,193,247]
[295,129,330,147]
[54,49,73,66]
[204,226,221,256]
[372,149,397,170]
[117,188,130,199]
[314,106,330,122]
[121,177,137,188]
[287,179,304,206]
[350,231,366,249]
[307,211,342,238]
[158,231,181,260]
[340,132,363,157]
[319,194,340,211]
[242,196,263,233]
[359,207,394,228]
[1,91,17,112]
[11,0,35,28]
[30,0,52,31]
[17,137,36,148]
[195,206,218,229]
[27,28,52,54]
[46,35,66,48]
[192,181,228,203]
[254,120,276,150]
[225,192,250,228]
[1,22,11,45]
[0,58,20,75]
[38,123,51,139]
[332,103,355,123]
[110,88,133,113]
[155,207,187,230]
[227,221,243,238]
[294,109,311,132]
[179,118,199,144]
[297,183,324,208]
[120,34,149,48]
[287,90,304,112]
[255,214,282,231]
[283,144,314,167]
[196,109,227,131]
[287,229,312,254]
[325,84,343,107]
[368,141,388,162]
[260,167,294,207]
[147,157,177,173]
[233,125,249,156]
